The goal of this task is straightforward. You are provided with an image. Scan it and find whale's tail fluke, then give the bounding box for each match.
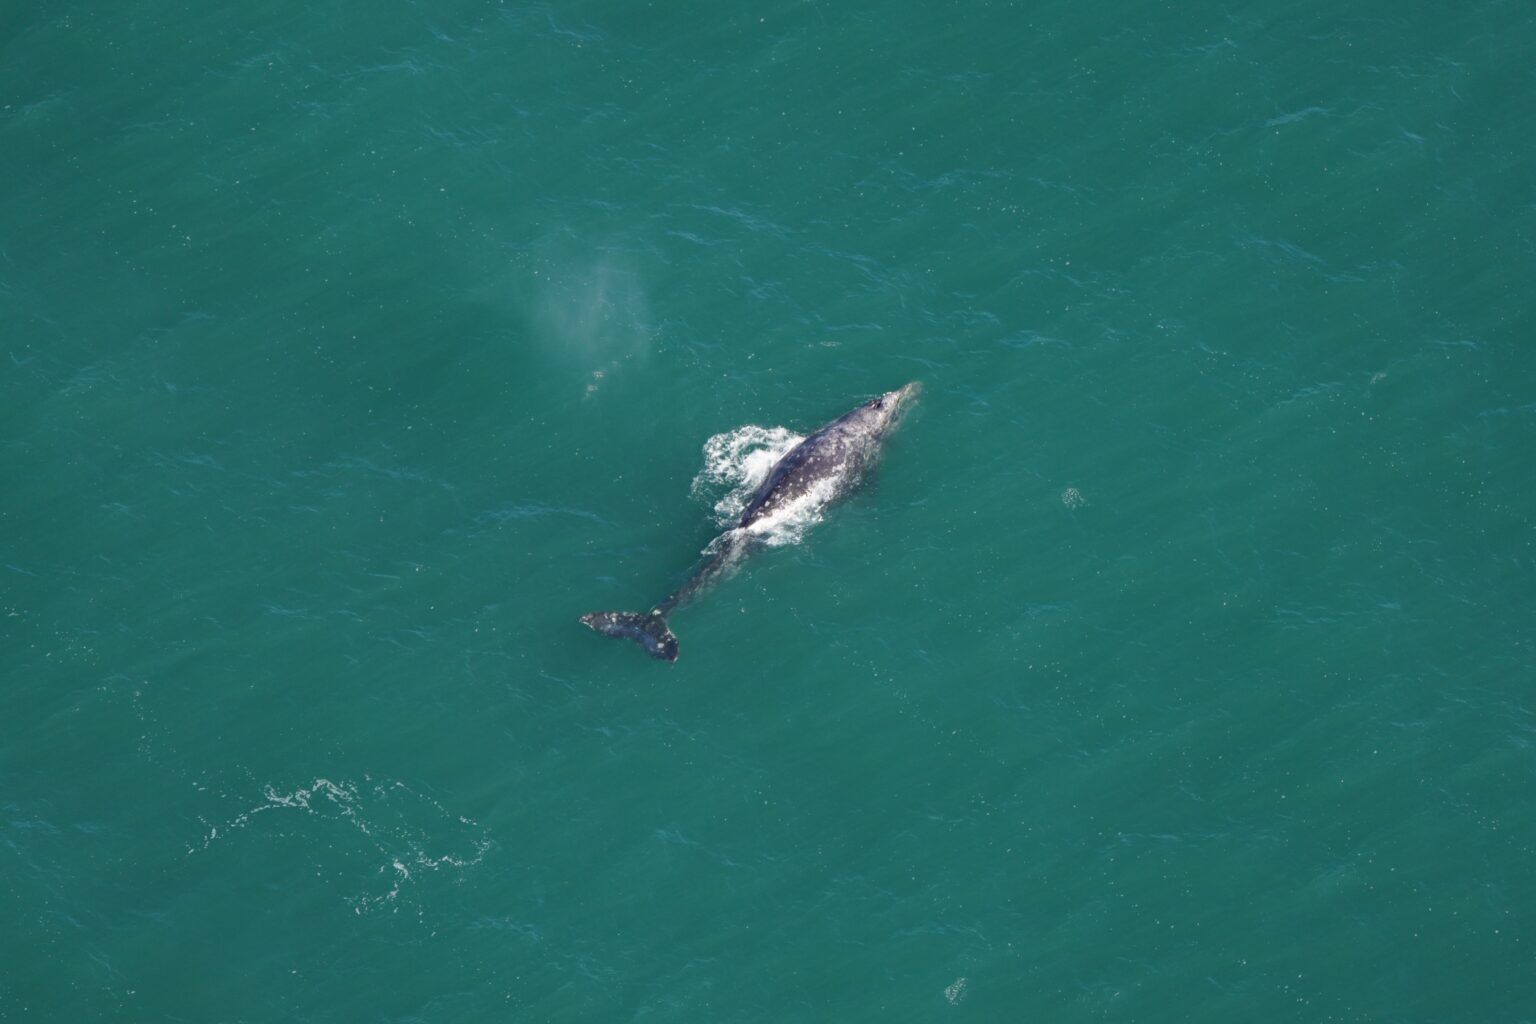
[580,610,679,662]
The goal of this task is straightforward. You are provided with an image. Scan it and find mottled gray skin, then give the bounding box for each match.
[581,383,921,661]
[739,383,917,527]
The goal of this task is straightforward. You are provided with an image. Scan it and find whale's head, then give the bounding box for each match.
[854,380,921,436]
[865,381,922,436]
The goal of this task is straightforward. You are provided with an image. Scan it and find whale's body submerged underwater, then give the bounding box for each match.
[580,383,922,661]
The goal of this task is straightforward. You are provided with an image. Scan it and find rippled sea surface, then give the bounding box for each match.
[4,1,1533,1020]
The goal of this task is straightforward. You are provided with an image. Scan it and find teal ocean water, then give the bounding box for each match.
[4,1,1534,1019]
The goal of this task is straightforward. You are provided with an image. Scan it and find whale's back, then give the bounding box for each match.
[738,421,866,529]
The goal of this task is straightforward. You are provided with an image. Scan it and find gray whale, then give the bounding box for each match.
[580,383,921,661]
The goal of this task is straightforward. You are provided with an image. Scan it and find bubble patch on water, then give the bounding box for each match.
[191,777,491,916]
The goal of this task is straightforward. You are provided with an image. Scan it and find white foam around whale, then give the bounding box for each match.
[691,424,820,547]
